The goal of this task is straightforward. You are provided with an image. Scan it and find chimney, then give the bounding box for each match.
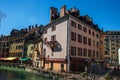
[60,5,66,17]
[28,25,31,31]
[50,7,58,22]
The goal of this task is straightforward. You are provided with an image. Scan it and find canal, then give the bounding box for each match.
[0,69,52,80]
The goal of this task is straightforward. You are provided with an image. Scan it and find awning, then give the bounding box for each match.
[0,58,6,61]
[20,58,31,61]
[5,57,18,61]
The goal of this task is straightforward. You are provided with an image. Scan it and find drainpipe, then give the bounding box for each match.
[21,37,25,65]
[40,38,43,68]
[66,17,70,73]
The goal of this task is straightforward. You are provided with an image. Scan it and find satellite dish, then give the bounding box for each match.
[118,48,120,65]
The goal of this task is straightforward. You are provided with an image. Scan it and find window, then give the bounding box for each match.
[16,46,18,49]
[89,30,91,35]
[117,32,120,35]
[31,46,33,50]
[83,36,87,44]
[44,38,47,45]
[3,43,5,47]
[83,27,87,33]
[44,49,46,54]
[78,34,82,43]
[116,36,118,38]
[78,48,82,56]
[18,45,23,50]
[112,47,115,50]
[88,49,92,57]
[92,32,95,36]
[112,43,115,46]
[71,46,76,56]
[71,20,76,28]
[100,40,103,44]
[83,48,87,57]
[6,42,9,46]
[111,36,114,38]
[93,50,95,57]
[105,36,108,38]
[93,40,95,47]
[78,24,82,30]
[51,25,56,31]
[3,48,5,52]
[112,52,115,54]
[44,29,47,34]
[96,51,99,58]
[71,32,76,41]
[96,34,99,38]
[51,35,56,41]
[88,38,91,46]
[96,41,99,48]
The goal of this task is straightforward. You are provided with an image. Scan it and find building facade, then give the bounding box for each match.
[0,35,10,57]
[9,29,27,58]
[27,25,44,68]
[100,32,105,60]
[105,31,120,64]
[32,38,43,68]
[43,5,103,72]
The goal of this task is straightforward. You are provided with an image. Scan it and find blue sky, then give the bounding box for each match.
[0,0,120,35]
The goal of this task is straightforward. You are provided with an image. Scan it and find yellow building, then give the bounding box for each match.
[9,36,24,58]
[24,25,44,68]
[32,38,43,68]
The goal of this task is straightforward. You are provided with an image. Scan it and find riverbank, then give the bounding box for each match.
[0,64,103,80]
[0,66,25,73]
[1,63,119,80]
[0,65,62,80]
[0,65,54,80]
[0,67,52,80]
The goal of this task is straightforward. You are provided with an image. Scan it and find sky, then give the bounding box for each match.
[0,0,120,35]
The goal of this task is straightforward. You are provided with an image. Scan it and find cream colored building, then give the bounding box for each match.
[43,5,103,72]
[32,39,43,68]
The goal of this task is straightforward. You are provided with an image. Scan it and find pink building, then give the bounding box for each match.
[43,5,103,72]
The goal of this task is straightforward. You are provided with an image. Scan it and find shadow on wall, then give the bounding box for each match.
[52,41,63,52]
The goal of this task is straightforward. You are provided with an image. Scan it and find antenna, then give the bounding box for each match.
[0,10,6,28]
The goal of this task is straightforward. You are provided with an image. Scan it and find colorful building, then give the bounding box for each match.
[25,25,44,68]
[9,29,27,58]
[0,35,10,57]
[105,31,120,64]
[43,5,103,72]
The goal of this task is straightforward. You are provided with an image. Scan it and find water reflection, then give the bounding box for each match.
[0,69,51,80]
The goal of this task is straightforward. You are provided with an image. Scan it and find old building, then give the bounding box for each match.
[43,5,103,72]
[24,25,44,68]
[9,29,27,58]
[0,35,10,57]
[100,32,105,60]
[105,31,120,64]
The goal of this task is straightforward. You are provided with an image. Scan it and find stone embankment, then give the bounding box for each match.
[0,62,120,80]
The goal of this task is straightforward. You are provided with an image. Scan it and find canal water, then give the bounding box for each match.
[0,69,52,80]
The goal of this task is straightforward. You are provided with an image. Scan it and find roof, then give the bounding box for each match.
[44,14,102,33]
[45,14,69,29]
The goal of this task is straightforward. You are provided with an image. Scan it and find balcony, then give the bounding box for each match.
[47,40,58,48]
